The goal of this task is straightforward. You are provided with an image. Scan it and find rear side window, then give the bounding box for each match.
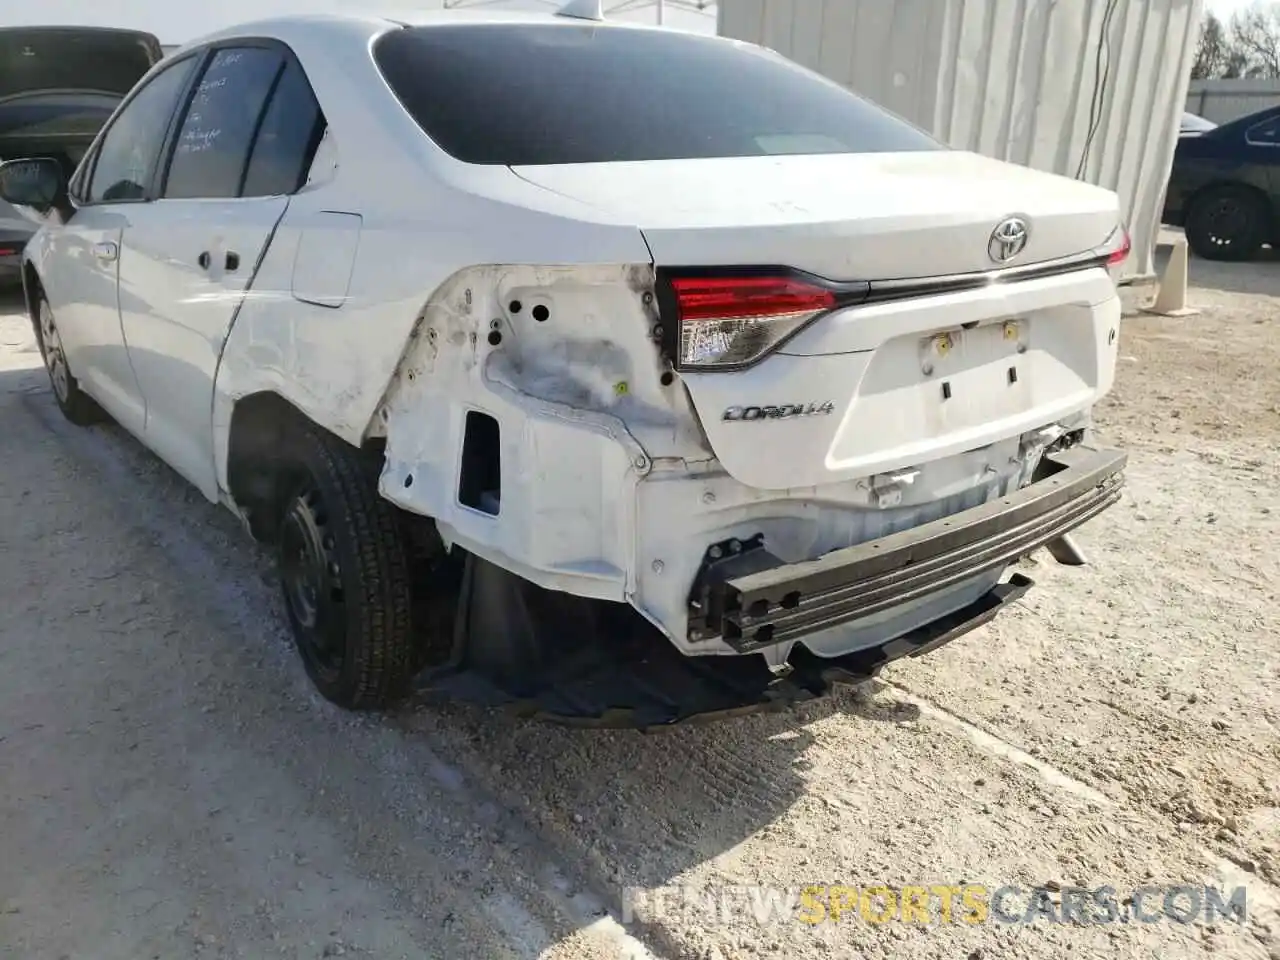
[241,58,325,197]
[164,46,284,199]
[372,24,941,166]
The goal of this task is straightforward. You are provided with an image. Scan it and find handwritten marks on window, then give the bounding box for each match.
[175,51,242,156]
[164,46,284,199]
[177,128,222,155]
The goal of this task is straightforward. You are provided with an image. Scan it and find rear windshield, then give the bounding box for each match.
[373,24,942,166]
[0,29,159,100]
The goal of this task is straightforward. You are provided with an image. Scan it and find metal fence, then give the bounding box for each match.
[1186,79,1280,125]
[718,0,1203,283]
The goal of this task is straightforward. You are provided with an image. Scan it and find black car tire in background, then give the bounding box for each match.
[1184,184,1267,262]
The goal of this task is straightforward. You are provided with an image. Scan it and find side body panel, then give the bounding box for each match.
[25,207,147,436]
[117,197,289,499]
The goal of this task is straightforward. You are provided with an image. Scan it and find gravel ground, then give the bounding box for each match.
[0,254,1277,960]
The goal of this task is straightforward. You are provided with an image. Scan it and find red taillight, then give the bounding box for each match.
[1107,227,1131,265]
[667,274,837,370]
[670,276,836,321]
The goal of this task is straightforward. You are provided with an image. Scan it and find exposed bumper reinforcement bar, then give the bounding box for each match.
[688,446,1127,653]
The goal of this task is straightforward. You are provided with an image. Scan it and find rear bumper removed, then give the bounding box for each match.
[416,571,1035,729]
[413,445,1124,729]
[688,445,1127,653]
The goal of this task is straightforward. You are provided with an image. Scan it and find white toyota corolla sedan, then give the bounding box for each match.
[1,3,1130,727]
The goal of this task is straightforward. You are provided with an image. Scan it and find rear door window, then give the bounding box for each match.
[163,46,284,200]
[373,24,942,166]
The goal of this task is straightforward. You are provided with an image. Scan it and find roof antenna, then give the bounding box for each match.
[555,0,605,21]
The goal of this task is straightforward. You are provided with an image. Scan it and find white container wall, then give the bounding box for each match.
[718,0,1202,282]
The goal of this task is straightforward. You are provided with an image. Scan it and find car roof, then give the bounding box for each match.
[176,7,686,53]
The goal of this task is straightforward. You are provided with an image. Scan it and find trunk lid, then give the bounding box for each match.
[513,151,1123,490]
[510,151,1120,279]
[0,26,162,101]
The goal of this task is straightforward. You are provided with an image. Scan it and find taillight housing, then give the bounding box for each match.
[1099,224,1131,266]
[665,274,839,370]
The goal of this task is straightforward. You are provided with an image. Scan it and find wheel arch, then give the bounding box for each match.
[225,389,387,543]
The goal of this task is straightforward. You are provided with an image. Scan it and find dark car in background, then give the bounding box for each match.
[0,26,163,285]
[1162,103,1280,261]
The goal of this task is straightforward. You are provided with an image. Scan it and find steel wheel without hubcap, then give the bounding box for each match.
[1186,187,1264,261]
[279,484,347,685]
[38,299,71,404]
[272,420,423,710]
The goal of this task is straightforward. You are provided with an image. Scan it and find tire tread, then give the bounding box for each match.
[288,422,416,710]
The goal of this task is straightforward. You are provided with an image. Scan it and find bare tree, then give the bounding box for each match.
[1193,11,1230,79]
[1230,1,1280,78]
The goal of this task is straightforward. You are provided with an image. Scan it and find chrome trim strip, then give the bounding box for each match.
[863,249,1111,305]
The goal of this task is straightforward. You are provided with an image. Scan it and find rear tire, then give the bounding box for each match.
[34,293,105,426]
[1185,185,1266,262]
[275,422,422,710]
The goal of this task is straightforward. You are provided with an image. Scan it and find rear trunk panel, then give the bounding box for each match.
[513,150,1122,491]
[511,151,1120,278]
[678,268,1118,490]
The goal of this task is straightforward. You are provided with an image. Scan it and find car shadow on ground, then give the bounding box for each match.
[0,342,924,956]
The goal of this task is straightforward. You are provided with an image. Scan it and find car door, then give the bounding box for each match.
[37,54,200,436]
[1242,114,1280,201]
[116,43,321,500]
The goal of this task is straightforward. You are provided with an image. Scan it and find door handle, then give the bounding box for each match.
[197,250,239,272]
[93,241,118,262]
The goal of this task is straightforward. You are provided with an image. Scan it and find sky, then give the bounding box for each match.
[1206,0,1259,16]
[6,0,717,44]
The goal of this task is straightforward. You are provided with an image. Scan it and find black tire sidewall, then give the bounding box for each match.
[275,427,415,709]
[1186,187,1264,262]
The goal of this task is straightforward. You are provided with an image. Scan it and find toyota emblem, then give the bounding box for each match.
[988,216,1029,263]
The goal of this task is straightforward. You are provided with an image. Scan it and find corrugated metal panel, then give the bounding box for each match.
[717,0,1202,282]
[1187,79,1280,124]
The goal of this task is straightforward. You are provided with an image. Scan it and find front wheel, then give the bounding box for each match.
[35,294,105,426]
[1185,185,1266,262]
[275,423,422,710]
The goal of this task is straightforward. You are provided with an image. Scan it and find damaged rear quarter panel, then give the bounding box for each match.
[210,166,659,503]
[375,262,714,599]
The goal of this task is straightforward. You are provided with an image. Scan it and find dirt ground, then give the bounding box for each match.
[0,252,1277,960]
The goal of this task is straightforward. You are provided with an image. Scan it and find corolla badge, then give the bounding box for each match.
[722,402,835,422]
[988,216,1029,263]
